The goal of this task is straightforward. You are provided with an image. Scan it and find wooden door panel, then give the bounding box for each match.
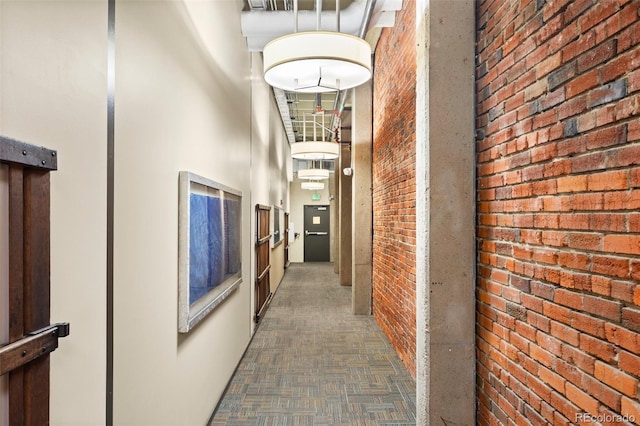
[0,136,69,425]
[10,169,51,425]
[255,205,272,322]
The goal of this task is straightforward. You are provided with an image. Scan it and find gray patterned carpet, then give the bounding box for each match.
[210,263,416,425]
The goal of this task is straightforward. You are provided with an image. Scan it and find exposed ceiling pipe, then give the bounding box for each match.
[242,0,401,51]
[241,0,368,51]
[331,0,377,138]
[248,0,394,147]
[358,0,377,38]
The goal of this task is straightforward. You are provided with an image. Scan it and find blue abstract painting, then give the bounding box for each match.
[179,171,243,333]
[189,193,224,305]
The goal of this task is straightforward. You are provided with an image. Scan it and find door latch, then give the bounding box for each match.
[0,322,70,376]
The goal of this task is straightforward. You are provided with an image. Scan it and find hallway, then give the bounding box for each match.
[210,263,416,425]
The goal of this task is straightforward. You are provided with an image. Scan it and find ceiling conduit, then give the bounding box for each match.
[241,0,401,52]
[242,0,402,146]
[331,0,377,132]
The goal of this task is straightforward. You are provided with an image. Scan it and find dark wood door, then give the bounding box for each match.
[255,204,271,322]
[304,205,330,262]
[0,136,69,425]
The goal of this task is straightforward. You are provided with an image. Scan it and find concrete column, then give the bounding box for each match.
[351,82,373,314]
[415,1,476,424]
[339,144,352,286]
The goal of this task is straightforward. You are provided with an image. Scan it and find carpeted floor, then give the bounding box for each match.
[210,262,416,425]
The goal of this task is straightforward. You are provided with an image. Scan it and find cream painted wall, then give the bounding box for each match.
[267,87,291,295]
[271,243,285,293]
[113,2,254,424]
[251,52,271,208]
[251,51,272,331]
[0,2,108,424]
[289,175,336,263]
[269,98,291,209]
[1,1,291,423]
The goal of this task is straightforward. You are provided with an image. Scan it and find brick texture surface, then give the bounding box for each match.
[476,0,640,424]
[372,2,417,377]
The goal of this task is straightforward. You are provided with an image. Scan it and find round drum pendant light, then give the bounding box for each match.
[301,181,325,190]
[263,31,372,93]
[291,141,339,160]
[298,168,330,180]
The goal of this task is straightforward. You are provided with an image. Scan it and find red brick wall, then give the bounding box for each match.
[476,0,640,424]
[372,2,417,377]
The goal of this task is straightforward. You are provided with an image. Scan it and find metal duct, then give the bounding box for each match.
[242,0,370,51]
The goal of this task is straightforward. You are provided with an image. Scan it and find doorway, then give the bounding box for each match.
[303,205,330,262]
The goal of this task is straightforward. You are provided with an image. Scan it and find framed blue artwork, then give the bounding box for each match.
[178,171,242,333]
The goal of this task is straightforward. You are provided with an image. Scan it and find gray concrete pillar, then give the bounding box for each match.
[351,82,373,315]
[415,1,476,424]
[339,144,352,286]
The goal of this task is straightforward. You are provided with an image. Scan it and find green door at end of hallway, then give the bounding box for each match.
[304,205,330,262]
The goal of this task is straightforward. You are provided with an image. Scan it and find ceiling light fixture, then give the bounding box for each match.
[292,141,339,160]
[301,181,325,190]
[263,0,372,93]
[298,168,330,180]
[291,111,339,160]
